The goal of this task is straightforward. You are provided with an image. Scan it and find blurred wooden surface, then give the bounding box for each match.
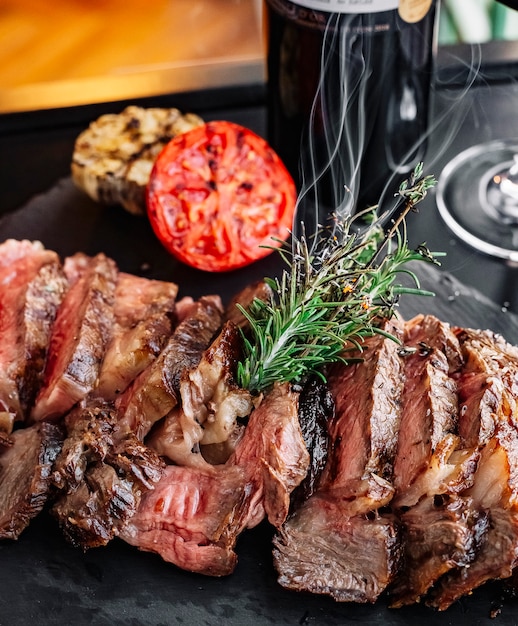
[0,0,264,112]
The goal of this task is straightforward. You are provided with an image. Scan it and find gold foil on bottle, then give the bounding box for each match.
[398,0,433,23]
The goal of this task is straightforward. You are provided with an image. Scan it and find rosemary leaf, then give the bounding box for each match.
[236,164,439,395]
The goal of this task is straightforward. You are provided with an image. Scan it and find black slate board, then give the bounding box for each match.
[1,180,518,626]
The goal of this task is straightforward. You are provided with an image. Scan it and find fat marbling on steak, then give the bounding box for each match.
[428,328,518,610]
[147,320,253,468]
[121,382,309,576]
[389,315,487,607]
[95,272,178,400]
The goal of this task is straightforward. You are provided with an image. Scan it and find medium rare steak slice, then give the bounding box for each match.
[233,382,309,530]
[427,329,518,609]
[393,315,462,507]
[95,272,178,400]
[319,319,404,511]
[31,253,118,422]
[273,320,405,603]
[0,422,63,539]
[21,260,69,416]
[51,404,164,548]
[116,295,223,440]
[388,315,478,606]
[121,382,308,575]
[120,463,247,576]
[0,239,67,431]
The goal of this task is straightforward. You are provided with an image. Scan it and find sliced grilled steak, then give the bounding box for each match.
[51,403,164,549]
[21,260,69,416]
[320,320,404,511]
[116,295,223,440]
[393,315,462,506]
[95,272,178,400]
[0,240,67,431]
[428,328,518,609]
[121,463,245,576]
[121,382,308,575]
[147,321,253,467]
[389,315,476,606]
[233,382,309,530]
[273,321,405,603]
[0,422,63,539]
[390,494,489,607]
[31,253,118,422]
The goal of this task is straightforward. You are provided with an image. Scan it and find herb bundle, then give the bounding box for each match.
[236,164,439,395]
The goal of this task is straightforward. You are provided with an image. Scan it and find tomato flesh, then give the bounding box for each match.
[146,120,297,272]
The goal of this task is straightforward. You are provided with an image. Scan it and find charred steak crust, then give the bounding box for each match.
[0,422,63,540]
[31,253,118,423]
[51,404,165,549]
[273,320,405,603]
[116,294,224,441]
[5,237,518,611]
[291,375,333,508]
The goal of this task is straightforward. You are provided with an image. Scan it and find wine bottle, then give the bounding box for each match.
[264,0,437,226]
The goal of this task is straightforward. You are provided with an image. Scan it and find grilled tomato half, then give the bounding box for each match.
[146,120,296,272]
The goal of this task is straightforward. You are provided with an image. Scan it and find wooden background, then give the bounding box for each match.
[0,0,263,111]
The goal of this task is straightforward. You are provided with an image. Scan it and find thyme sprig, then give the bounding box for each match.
[236,165,439,395]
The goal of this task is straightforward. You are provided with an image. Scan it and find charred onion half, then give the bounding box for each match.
[236,163,439,395]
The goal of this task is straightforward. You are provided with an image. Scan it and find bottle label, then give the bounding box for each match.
[398,0,433,22]
[273,0,398,13]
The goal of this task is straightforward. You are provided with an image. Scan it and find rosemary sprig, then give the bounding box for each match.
[236,165,439,395]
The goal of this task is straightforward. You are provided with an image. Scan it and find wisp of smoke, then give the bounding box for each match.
[291,8,484,256]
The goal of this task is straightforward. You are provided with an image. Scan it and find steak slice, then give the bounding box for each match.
[147,321,253,467]
[31,253,118,422]
[233,382,309,530]
[121,382,308,575]
[390,494,489,607]
[388,315,480,606]
[224,280,273,329]
[393,315,463,506]
[21,260,69,416]
[0,422,63,539]
[115,295,223,440]
[273,320,405,603]
[428,329,518,609]
[95,272,178,400]
[291,376,333,508]
[0,239,67,431]
[275,499,401,602]
[120,463,247,576]
[51,403,164,549]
